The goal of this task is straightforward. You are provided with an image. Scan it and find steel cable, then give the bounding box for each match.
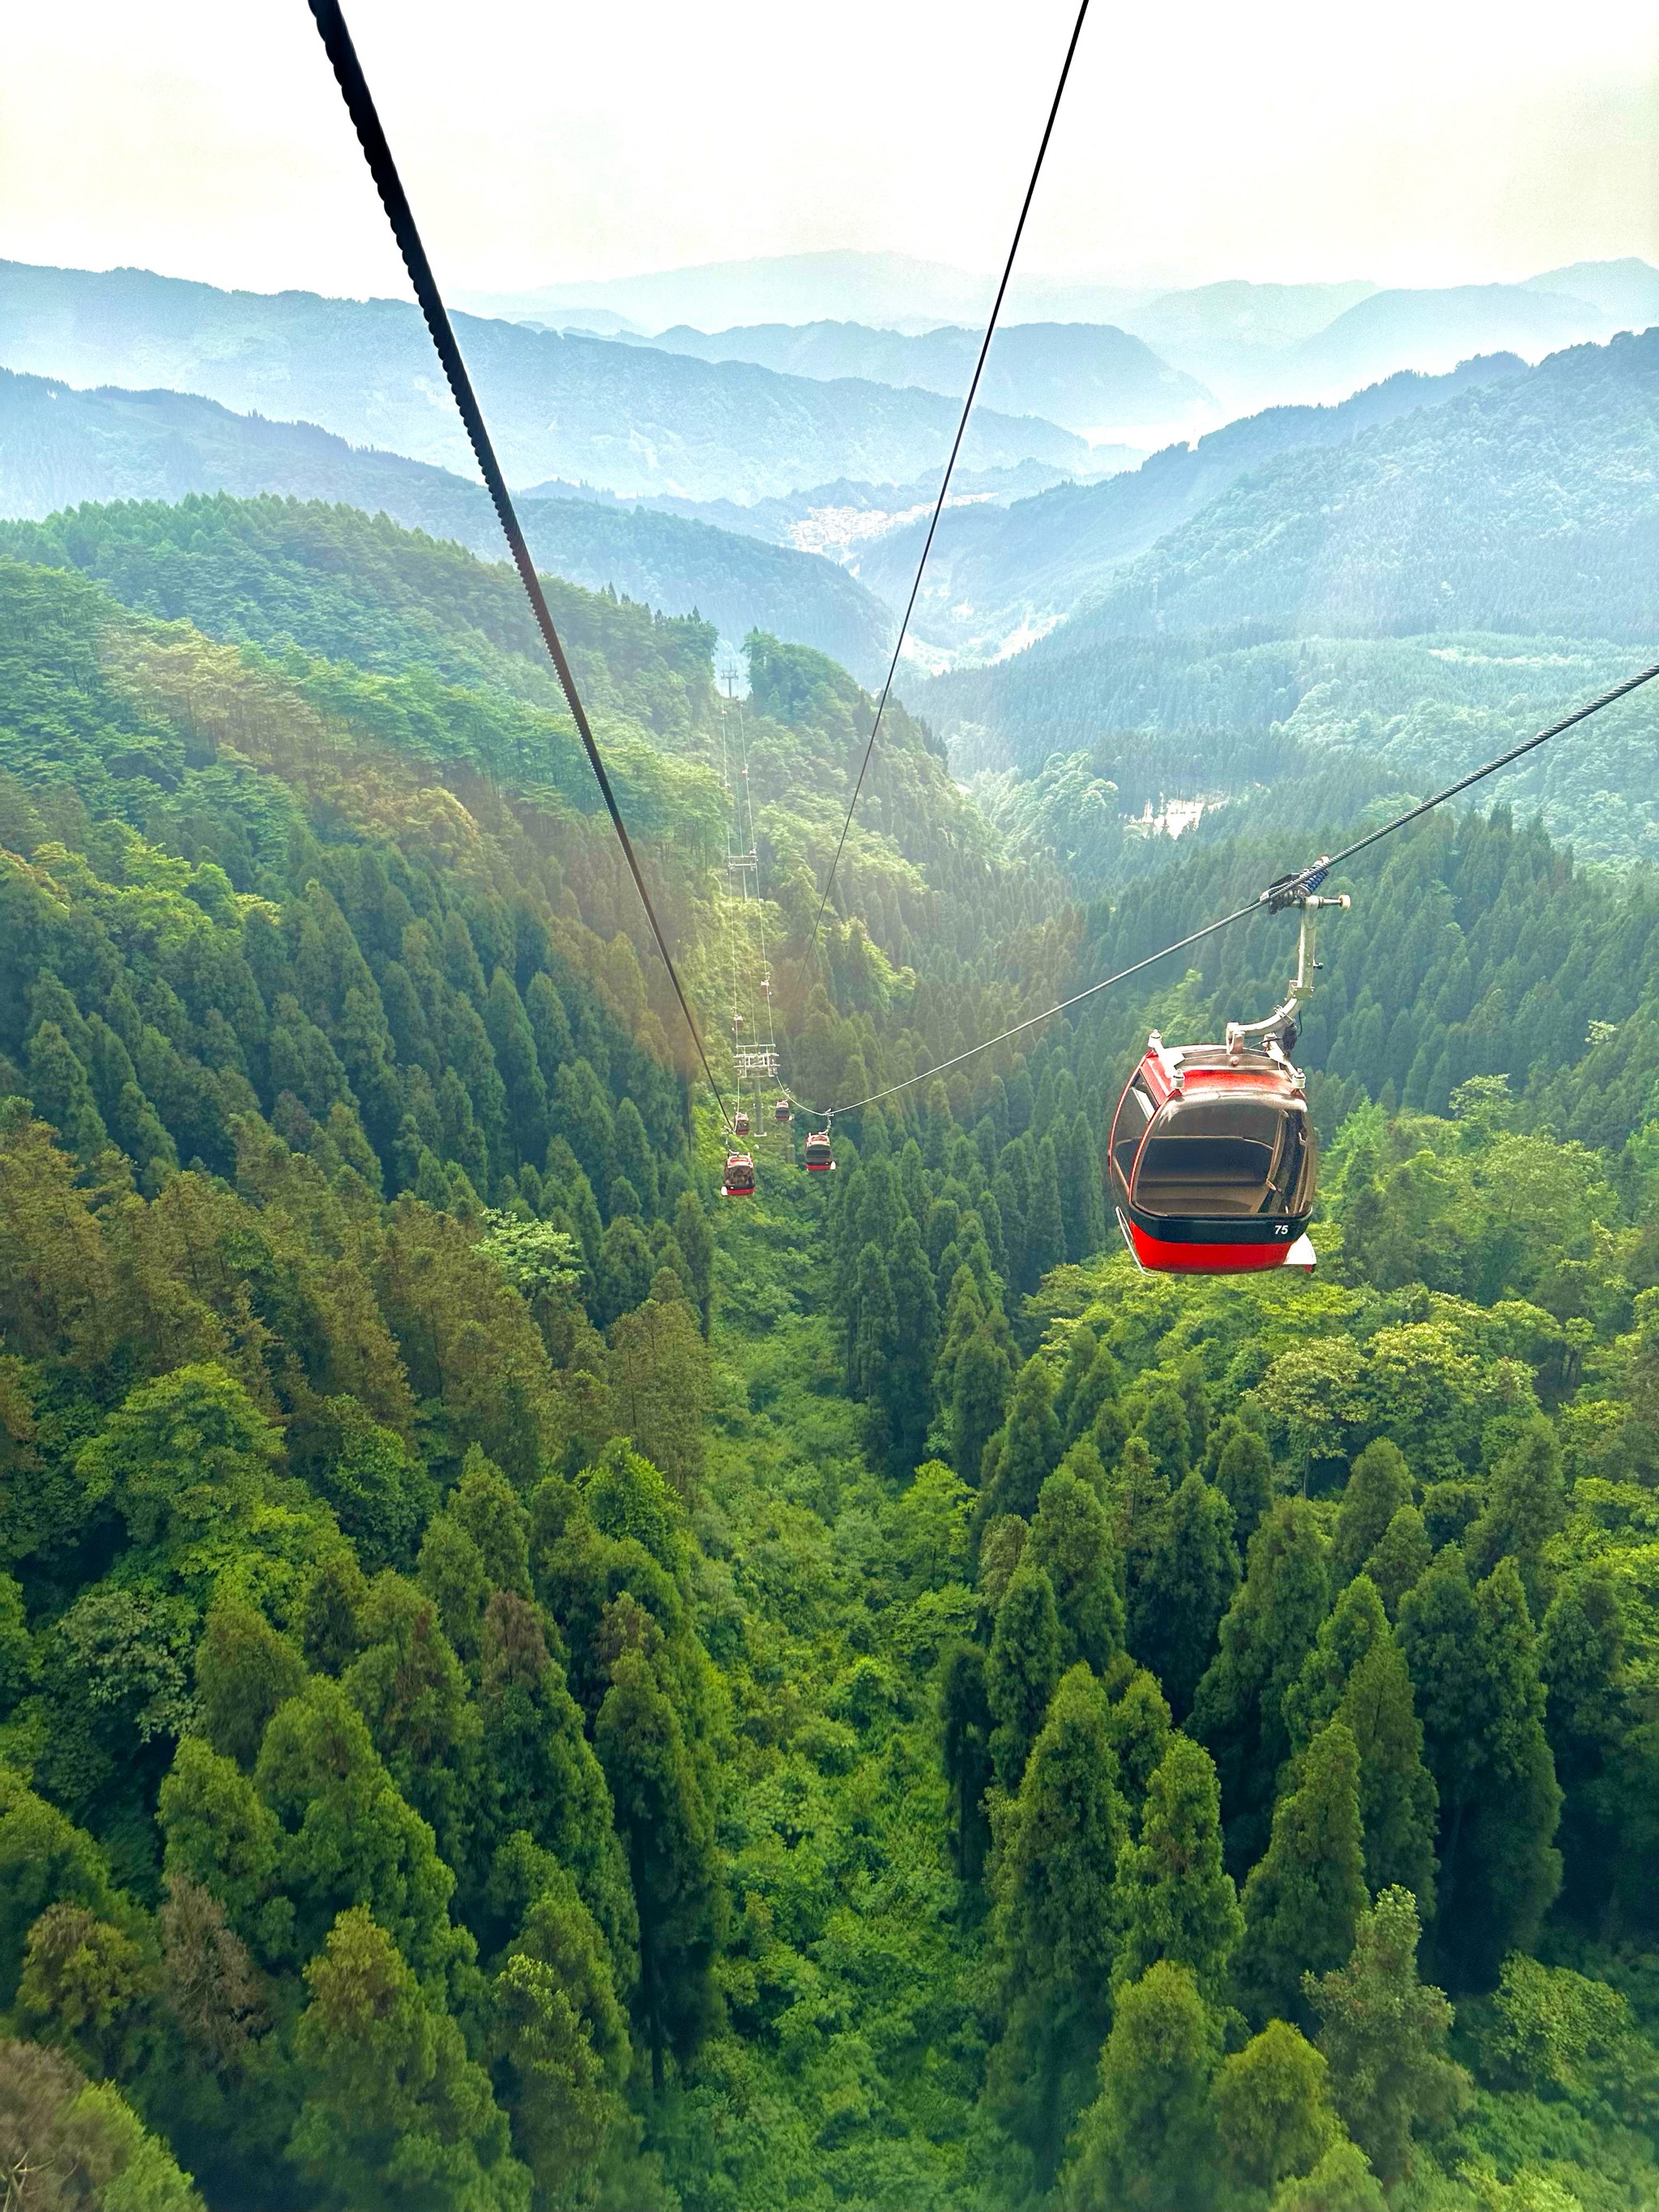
[809,0,1093,946]
[306,0,734,1125]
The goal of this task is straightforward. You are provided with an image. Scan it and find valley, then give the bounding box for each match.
[3,192,1659,2212]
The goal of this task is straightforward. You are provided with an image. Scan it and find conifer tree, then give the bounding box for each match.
[989,1663,1125,2180]
[610,1095,659,1215]
[1191,1500,1330,1868]
[27,1020,109,1163]
[1333,1440,1413,1587]
[608,1287,711,1492]
[477,1591,634,1962]
[1066,1962,1222,2212]
[883,1212,940,1475]
[342,1574,478,1868]
[1114,1733,1243,2000]
[848,1241,898,1452]
[1057,1110,1105,1262]
[1051,1325,1099,1440]
[1214,1424,1273,1552]
[195,1599,306,1771]
[1465,1414,1567,1616]
[1106,1668,1174,1825]
[952,1322,1010,1488]
[1283,1576,1388,1750]
[976,1514,1029,1623]
[1140,1384,1193,1484]
[1028,1468,1124,1674]
[300,1553,368,1676]
[484,968,548,1171]
[1341,1635,1439,1911]
[1025,1134,1065,1284]
[1398,1549,1561,1988]
[987,1557,1064,1791]
[1235,1719,1367,2028]
[1305,1886,1466,2188]
[1063,1337,1124,1450]
[672,1189,714,1335]
[417,1512,491,1661]
[492,1868,632,2199]
[1213,2019,1340,2196]
[594,1647,723,2093]
[934,1262,985,1405]
[291,1906,526,2212]
[524,971,573,1089]
[1362,1504,1431,1618]
[1129,1474,1239,1721]
[1538,1566,1627,1915]
[980,1354,1063,1523]
[595,1214,652,1327]
[254,1678,461,1979]
[1113,1433,1170,1598]
[940,1643,994,1881]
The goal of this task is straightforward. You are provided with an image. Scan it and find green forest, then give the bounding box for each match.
[1,495,1657,2212]
[925,330,1659,869]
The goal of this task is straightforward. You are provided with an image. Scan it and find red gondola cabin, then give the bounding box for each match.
[804,1130,835,1173]
[1108,1032,1317,1274]
[733,1109,751,1137]
[774,1096,791,1124]
[721,1151,756,1198]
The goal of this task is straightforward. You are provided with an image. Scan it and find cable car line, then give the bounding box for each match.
[304,2,1659,1189]
[786,657,1659,1124]
[305,0,734,1128]
[809,0,1093,949]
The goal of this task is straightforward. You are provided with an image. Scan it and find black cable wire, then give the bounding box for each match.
[306,0,734,1127]
[790,657,1659,1121]
[809,0,1092,947]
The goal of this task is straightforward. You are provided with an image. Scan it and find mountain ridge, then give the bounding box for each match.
[0,366,898,678]
[856,352,1525,664]
[618,318,1209,436]
[0,258,1085,502]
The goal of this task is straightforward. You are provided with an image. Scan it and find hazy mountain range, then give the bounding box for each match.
[520,457,1085,562]
[616,318,1209,437]
[921,327,1659,840]
[853,353,1525,662]
[466,249,1659,408]
[0,367,897,677]
[0,259,1087,503]
[6,250,1658,749]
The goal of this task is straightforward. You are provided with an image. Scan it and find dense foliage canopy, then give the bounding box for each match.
[2,496,1657,2212]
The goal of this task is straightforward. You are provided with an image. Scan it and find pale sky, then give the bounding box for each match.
[5,0,1657,301]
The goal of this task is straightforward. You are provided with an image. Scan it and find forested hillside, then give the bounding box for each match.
[858,354,1520,663]
[924,332,1659,863]
[0,260,1085,500]
[1059,330,1659,646]
[0,373,898,679]
[2,495,1658,2212]
[1283,284,1618,403]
